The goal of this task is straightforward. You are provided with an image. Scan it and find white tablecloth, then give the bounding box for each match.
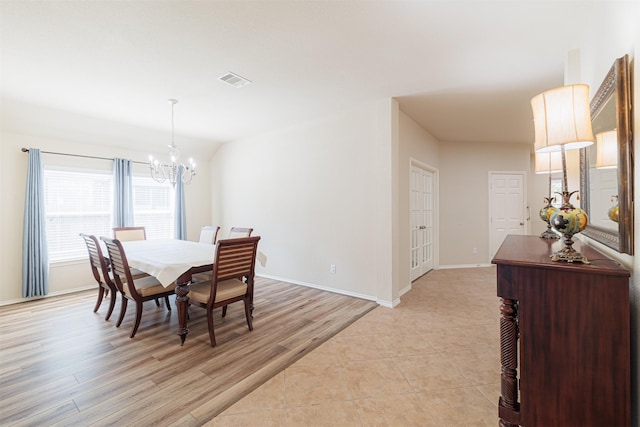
[121,239,215,287]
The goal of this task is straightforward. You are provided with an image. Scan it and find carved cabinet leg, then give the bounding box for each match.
[499,297,520,426]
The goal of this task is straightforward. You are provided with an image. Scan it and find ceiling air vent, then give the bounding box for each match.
[218,72,252,88]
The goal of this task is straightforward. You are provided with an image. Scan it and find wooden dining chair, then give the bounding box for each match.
[80,233,118,321]
[228,227,253,239]
[100,236,176,338]
[112,225,167,307]
[192,227,253,283]
[188,236,261,347]
[113,226,146,242]
[191,226,251,282]
[199,226,220,244]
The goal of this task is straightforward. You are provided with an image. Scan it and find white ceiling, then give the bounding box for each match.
[0,1,601,155]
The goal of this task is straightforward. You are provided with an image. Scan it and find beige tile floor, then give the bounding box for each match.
[208,267,501,427]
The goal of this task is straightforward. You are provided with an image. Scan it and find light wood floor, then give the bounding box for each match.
[0,277,378,426]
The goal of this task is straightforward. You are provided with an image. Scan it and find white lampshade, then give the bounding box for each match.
[595,130,618,169]
[535,151,563,174]
[531,84,595,153]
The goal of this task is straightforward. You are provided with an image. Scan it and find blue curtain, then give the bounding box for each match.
[113,158,133,227]
[22,148,49,297]
[174,165,187,240]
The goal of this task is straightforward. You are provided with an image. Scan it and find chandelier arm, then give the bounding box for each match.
[181,167,194,184]
[150,162,167,183]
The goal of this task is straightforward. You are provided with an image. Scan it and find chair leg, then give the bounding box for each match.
[222,305,227,317]
[130,301,143,338]
[94,286,105,313]
[105,289,116,321]
[154,298,160,307]
[244,299,253,331]
[116,297,128,327]
[207,308,217,347]
[164,295,171,311]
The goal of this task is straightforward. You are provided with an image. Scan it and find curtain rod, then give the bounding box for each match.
[21,147,147,165]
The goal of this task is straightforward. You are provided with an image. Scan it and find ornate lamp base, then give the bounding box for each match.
[540,224,560,239]
[548,190,589,264]
[539,201,560,240]
[550,235,589,264]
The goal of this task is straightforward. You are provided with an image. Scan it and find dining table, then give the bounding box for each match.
[121,238,216,345]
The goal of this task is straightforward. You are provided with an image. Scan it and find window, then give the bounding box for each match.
[132,176,175,239]
[44,168,175,262]
[44,168,113,261]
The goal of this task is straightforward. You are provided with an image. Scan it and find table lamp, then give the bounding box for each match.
[531,84,595,263]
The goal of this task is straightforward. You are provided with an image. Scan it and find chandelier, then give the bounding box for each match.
[149,99,196,187]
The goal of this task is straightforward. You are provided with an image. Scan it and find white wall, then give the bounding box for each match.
[0,130,212,304]
[211,99,398,305]
[438,141,534,266]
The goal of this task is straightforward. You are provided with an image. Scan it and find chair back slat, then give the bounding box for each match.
[80,233,108,283]
[214,237,260,282]
[80,234,103,271]
[100,237,133,286]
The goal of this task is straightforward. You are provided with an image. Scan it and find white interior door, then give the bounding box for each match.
[410,165,435,281]
[489,172,526,258]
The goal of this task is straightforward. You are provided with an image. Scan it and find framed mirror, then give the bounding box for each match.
[580,55,633,254]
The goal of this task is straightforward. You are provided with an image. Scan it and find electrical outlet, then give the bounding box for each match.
[330,264,336,274]
[473,247,478,254]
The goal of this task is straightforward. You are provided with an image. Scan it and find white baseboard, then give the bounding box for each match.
[0,285,94,307]
[377,297,401,308]
[256,273,383,305]
[437,263,494,270]
[399,283,412,297]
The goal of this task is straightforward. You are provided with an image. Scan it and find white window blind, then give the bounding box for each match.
[132,175,175,239]
[44,168,176,263]
[44,168,113,262]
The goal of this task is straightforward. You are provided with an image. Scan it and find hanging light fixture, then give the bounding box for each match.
[149,99,196,187]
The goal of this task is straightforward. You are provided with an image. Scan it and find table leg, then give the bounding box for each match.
[175,280,190,345]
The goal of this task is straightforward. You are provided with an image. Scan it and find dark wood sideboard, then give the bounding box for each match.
[492,235,630,427]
